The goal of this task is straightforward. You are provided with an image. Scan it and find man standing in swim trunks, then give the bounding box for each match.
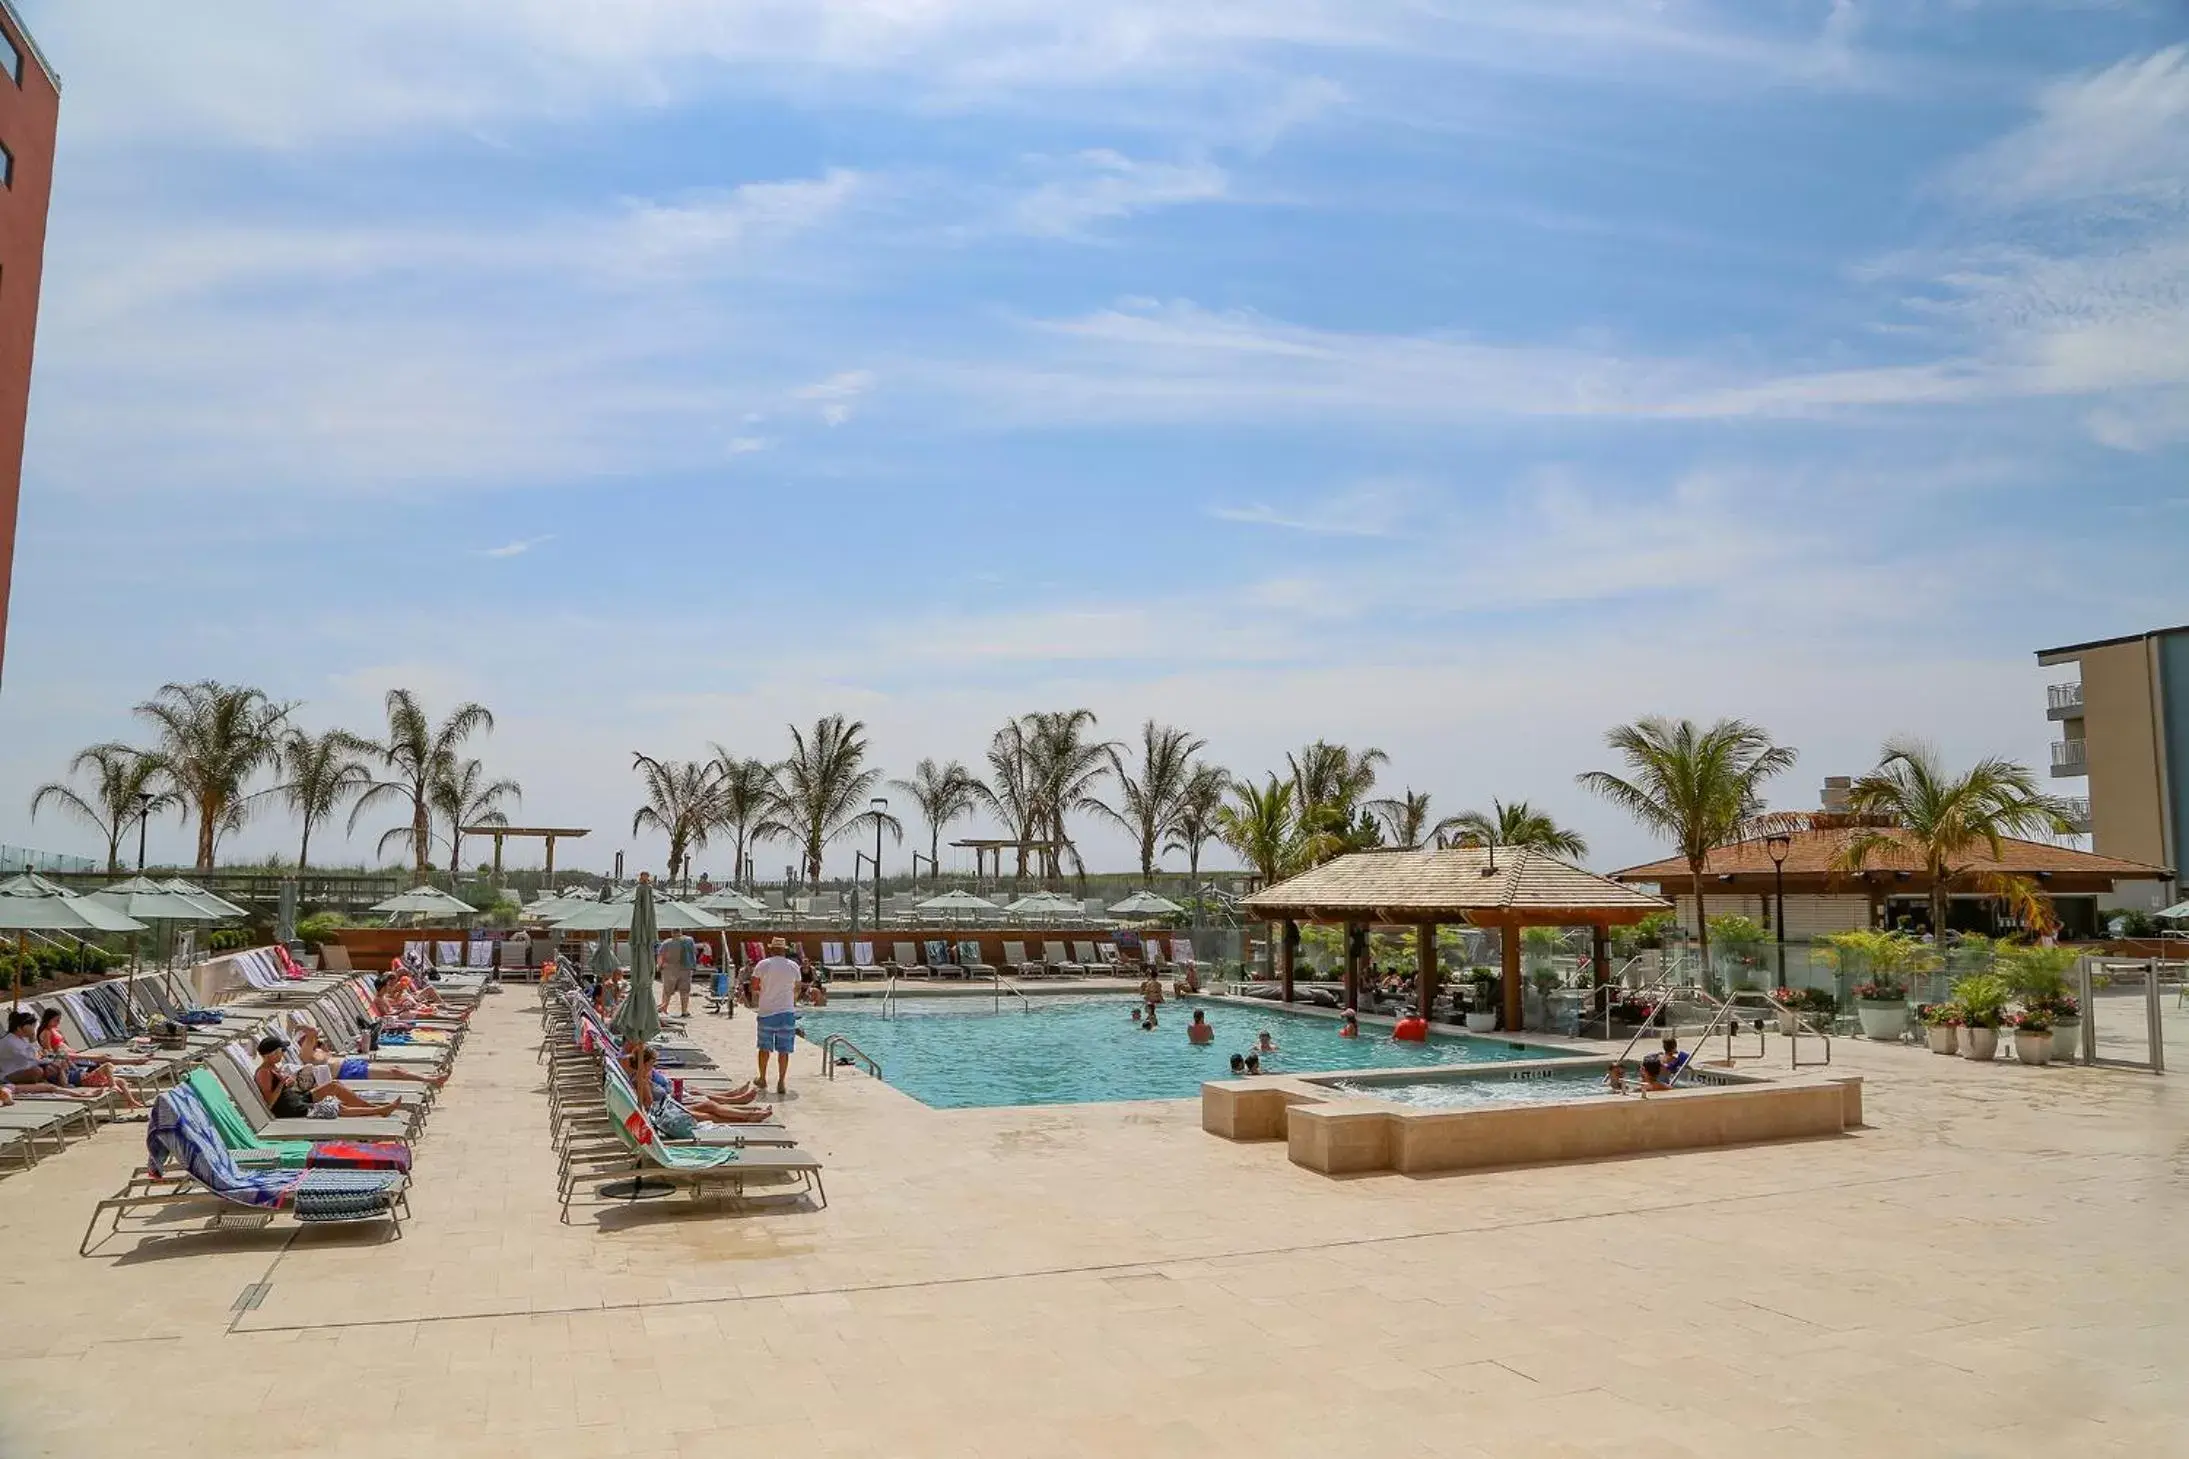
[658,928,699,1019]
[750,936,802,1096]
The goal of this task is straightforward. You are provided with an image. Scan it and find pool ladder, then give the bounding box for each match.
[993,971,1030,1014]
[819,1033,881,1081]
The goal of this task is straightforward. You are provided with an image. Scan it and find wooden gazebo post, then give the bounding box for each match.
[1499,919,1523,1031]
[1416,922,1438,1021]
[1279,918,1296,1003]
[1342,921,1363,1011]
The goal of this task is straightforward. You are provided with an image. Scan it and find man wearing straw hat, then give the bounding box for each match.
[749,936,802,1096]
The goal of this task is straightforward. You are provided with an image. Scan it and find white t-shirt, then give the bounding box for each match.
[0,1032,43,1078]
[751,956,802,1016]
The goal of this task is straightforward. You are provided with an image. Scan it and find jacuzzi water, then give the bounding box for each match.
[1322,1068,1616,1108]
[795,995,1574,1109]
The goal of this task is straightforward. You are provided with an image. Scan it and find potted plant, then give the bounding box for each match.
[2045,992,2081,1065]
[1850,979,1910,1040]
[1917,1002,1962,1055]
[1950,973,2009,1061]
[2010,1008,2053,1066]
[1817,929,1934,1040]
[1998,945,2078,1065]
[1772,986,1836,1034]
[1466,969,1498,1033]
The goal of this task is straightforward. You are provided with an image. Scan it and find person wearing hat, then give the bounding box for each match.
[749,936,803,1095]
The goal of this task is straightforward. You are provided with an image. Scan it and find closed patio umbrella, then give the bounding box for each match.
[610,875,661,1046]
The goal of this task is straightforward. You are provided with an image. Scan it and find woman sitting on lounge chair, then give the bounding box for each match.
[620,1043,773,1127]
[253,1036,401,1119]
[0,1010,102,1100]
[33,1009,145,1108]
[292,1026,447,1090]
[381,962,468,1020]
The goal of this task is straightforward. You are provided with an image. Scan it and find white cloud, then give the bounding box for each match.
[794,369,876,426]
[478,535,554,559]
[1951,45,2189,212]
[1209,480,1414,537]
[1007,151,1228,237]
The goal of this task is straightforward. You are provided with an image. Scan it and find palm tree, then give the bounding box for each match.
[1025,710,1116,885]
[631,754,725,890]
[770,714,890,889]
[1577,717,1796,969]
[1368,788,1436,849]
[1215,775,1300,888]
[707,748,784,891]
[30,743,176,874]
[431,756,521,882]
[134,681,291,869]
[351,690,495,874]
[974,720,1043,884]
[1832,739,2071,938]
[278,727,373,869]
[1287,740,1388,864]
[1164,762,1232,894]
[1100,719,1206,882]
[1439,798,1589,861]
[889,757,984,876]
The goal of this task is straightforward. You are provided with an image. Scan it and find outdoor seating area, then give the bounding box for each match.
[66,951,480,1254]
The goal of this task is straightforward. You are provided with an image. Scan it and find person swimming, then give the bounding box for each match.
[1256,1031,1278,1054]
[1229,1053,1246,1075]
[1243,1053,1262,1075]
[1188,1008,1214,1045]
[1639,1053,1673,1092]
[1339,1009,1360,1038]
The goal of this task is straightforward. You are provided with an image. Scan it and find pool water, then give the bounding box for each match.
[796,996,1572,1109]
[1323,1069,1614,1109]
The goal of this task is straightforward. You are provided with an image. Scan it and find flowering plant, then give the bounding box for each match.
[1774,987,1838,1015]
[1852,979,1907,1002]
[2010,1009,2052,1034]
[1918,1002,1962,1028]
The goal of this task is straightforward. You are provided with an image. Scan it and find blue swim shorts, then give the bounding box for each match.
[338,1056,370,1081]
[757,1010,798,1055]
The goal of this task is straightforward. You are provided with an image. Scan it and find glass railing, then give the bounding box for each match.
[2051,740,2088,772]
[2047,682,2083,713]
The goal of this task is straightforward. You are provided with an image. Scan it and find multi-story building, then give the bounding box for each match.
[0,1,56,690]
[2036,623,2189,902]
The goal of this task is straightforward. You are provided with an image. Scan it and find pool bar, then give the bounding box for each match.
[1204,1059,1865,1177]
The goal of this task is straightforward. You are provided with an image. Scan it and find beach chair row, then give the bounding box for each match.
[76,970,479,1254]
[539,978,824,1221]
[720,936,1200,981]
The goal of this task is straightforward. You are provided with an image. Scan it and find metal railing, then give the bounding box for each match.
[2051,739,2088,774]
[818,1033,881,1080]
[2047,681,2084,715]
[993,971,1030,1013]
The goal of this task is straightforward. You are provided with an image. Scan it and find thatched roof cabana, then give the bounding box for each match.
[1243,848,1670,1026]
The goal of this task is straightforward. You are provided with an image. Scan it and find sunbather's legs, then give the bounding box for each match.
[318,1081,401,1117]
[364,1064,448,1087]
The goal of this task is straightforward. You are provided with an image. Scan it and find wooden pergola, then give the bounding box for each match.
[1242,847,1671,1029]
[461,825,591,886]
[950,838,1062,889]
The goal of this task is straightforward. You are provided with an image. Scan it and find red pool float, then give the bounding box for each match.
[1392,1015,1429,1042]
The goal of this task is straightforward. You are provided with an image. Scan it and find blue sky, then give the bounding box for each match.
[1,1,2185,878]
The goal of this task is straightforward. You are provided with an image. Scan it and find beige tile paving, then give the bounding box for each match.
[0,987,2182,1457]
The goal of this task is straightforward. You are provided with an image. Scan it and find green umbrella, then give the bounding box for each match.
[696,887,767,915]
[91,875,228,925]
[371,885,477,920]
[554,899,725,932]
[611,874,661,1046]
[588,926,621,978]
[157,878,249,918]
[1109,890,1184,918]
[0,873,148,1008]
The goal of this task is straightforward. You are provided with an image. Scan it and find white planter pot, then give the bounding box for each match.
[1775,1007,1798,1036]
[1856,999,1909,1041]
[2051,1021,2080,1063]
[2014,1030,2053,1066]
[1926,1024,1959,1054]
[1961,1026,1999,1061]
[1465,1011,1497,1033]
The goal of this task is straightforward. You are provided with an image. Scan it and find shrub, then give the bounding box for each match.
[1950,972,2011,1029]
[293,912,346,949]
[2010,1009,2052,1034]
[1996,944,2076,1006]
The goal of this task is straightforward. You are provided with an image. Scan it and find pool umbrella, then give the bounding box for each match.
[158,878,249,918]
[1004,891,1079,918]
[917,889,995,913]
[554,899,725,933]
[0,873,147,1009]
[695,887,767,915]
[91,875,231,1015]
[2154,900,2189,922]
[1109,891,1184,918]
[610,874,662,1047]
[588,925,621,979]
[370,885,476,920]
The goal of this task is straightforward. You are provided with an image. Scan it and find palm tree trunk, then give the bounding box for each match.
[298,824,312,870]
[412,798,430,874]
[1690,863,1710,980]
[196,804,216,871]
[1931,880,1948,942]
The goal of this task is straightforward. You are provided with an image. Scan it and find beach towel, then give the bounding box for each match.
[466,940,492,969]
[435,941,463,969]
[852,941,874,967]
[185,1069,410,1171]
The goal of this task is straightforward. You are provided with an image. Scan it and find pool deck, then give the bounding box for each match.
[3,987,2184,1456]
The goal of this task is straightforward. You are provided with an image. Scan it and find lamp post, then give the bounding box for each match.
[1766,833,1792,988]
[133,792,156,872]
[870,796,888,925]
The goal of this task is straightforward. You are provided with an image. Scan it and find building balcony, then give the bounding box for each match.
[2058,796,2091,833]
[2050,739,2087,777]
[2046,681,2083,720]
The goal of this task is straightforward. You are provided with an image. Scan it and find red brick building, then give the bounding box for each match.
[0,1,56,689]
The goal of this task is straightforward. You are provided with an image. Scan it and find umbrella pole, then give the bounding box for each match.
[12,930,23,1011]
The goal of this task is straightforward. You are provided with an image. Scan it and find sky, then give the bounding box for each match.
[0,1,2184,882]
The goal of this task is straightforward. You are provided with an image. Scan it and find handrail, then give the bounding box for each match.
[1607,953,1699,1063]
[993,971,1030,1013]
[819,1033,881,1080]
[880,974,898,1020]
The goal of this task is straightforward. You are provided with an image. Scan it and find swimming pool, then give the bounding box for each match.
[796,996,1575,1109]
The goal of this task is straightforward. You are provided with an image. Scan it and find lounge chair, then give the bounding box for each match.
[887,942,924,978]
[922,940,956,978]
[1043,941,1086,976]
[819,942,852,979]
[0,1102,80,1167]
[957,940,996,978]
[850,942,881,979]
[1000,942,1034,976]
[1078,941,1120,975]
[204,1046,420,1144]
[183,1069,411,1172]
[80,1085,409,1255]
[560,1069,824,1223]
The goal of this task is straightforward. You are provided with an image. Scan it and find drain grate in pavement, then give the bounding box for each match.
[231,1283,272,1313]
